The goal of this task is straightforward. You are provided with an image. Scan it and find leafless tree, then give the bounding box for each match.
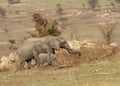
[99,21,117,45]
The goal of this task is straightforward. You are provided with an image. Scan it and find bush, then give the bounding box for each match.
[8,39,16,49]
[32,14,61,38]
[115,0,120,4]
[56,4,63,15]
[87,0,99,10]
[8,0,21,4]
[48,28,61,36]
[0,6,6,17]
[99,21,117,45]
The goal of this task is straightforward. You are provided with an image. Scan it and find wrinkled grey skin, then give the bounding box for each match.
[25,36,81,55]
[17,42,52,70]
[38,53,56,66]
[17,36,81,70]
[25,53,56,69]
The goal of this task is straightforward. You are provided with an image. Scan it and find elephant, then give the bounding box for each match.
[24,53,56,69]
[24,36,81,55]
[38,53,56,67]
[17,36,81,70]
[17,42,52,70]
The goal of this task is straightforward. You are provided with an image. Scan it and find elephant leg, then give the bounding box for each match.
[47,49,53,66]
[18,60,25,70]
[26,59,33,69]
[33,51,40,68]
[40,62,44,68]
[48,48,55,65]
[48,56,52,66]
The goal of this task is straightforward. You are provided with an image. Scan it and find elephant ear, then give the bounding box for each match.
[48,38,60,50]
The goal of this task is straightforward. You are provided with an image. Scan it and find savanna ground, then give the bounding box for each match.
[0,0,120,86]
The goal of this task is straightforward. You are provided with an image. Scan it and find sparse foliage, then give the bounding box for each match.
[111,2,116,12]
[70,31,79,41]
[87,0,99,10]
[32,13,61,38]
[58,17,68,27]
[82,4,86,8]
[47,20,61,36]
[0,6,6,17]
[99,21,117,45]
[8,39,16,49]
[3,28,9,33]
[8,39,16,44]
[58,17,68,23]
[8,0,21,4]
[111,2,115,7]
[115,0,120,4]
[56,4,63,15]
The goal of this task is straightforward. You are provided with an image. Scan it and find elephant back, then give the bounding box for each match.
[17,44,34,59]
[23,37,43,44]
[23,36,54,45]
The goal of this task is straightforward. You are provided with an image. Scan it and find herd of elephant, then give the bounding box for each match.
[17,36,81,70]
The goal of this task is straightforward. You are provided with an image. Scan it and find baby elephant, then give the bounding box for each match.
[39,53,56,67]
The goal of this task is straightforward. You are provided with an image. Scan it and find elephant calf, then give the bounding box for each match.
[38,53,56,67]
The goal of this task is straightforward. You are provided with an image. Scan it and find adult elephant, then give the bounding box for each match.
[17,36,81,70]
[24,36,81,55]
[17,42,53,70]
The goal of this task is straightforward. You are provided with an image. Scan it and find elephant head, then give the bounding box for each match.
[47,36,81,56]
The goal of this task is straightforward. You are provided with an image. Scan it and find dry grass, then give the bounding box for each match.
[56,45,118,65]
[0,0,120,43]
[0,55,120,86]
[0,0,120,85]
[0,45,120,86]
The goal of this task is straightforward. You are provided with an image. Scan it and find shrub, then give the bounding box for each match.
[115,0,120,4]
[8,39,16,49]
[99,21,117,45]
[0,6,6,17]
[32,14,61,38]
[56,4,63,15]
[8,0,21,4]
[48,28,61,36]
[87,0,99,10]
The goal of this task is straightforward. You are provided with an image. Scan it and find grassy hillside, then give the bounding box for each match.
[0,59,120,86]
[0,1,120,86]
[0,0,119,43]
[0,0,117,11]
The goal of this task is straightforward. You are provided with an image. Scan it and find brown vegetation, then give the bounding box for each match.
[32,13,61,38]
[54,44,119,67]
[99,20,117,45]
[0,45,118,72]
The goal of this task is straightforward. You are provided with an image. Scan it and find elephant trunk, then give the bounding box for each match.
[60,41,81,56]
[66,48,81,56]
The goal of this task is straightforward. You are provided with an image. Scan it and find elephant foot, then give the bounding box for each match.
[26,65,34,69]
